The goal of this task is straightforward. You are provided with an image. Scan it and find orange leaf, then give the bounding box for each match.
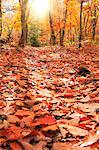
[42,124,58,131]
[32,115,56,126]
[80,130,99,147]
[0,138,6,146]
[7,115,20,123]
[19,141,35,150]
[15,109,34,118]
[10,142,22,150]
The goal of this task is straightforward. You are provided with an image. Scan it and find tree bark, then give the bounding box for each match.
[60,3,67,46]
[49,0,56,45]
[84,15,88,39]
[79,1,83,48]
[49,13,56,45]
[0,0,2,37]
[92,7,97,41]
[19,0,28,47]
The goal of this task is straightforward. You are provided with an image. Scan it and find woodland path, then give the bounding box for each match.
[0,45,99,150]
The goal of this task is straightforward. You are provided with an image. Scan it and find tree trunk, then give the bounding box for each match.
[84,15,88,39]
[19,0,28,47]
[79,1,83,48]
[60,28,65,46]
[26,22,28,43]
[60,4,67,46]
[92,8,97,41]
[0,0,2,37]
[49,0,56,45]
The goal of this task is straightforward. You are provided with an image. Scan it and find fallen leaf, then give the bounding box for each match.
[0,138,6,146]
[6,124,22,140]
[15,109,34,118]
[33,141,47,150]
[52,142,92,150]
[32,115,56,126]
[42,124,58,131]
[0,120,9,129]
[10,141,22,150]
[80,130,99,147]
[19,141,35,150]
[58,125,68,138]
[58,123,88,136]
[20,115,34,127]
[7,115,20,123]
[38,89,52,97]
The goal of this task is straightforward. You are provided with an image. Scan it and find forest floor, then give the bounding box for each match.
[0,44,99,150]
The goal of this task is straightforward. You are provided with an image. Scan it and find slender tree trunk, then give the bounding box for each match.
[49,0,56,45]
[49,12,56,45]
[92,8,97,41]
[0,0,2,37]
[60,5,67,46]
[19,0,28,47]
[26,22,28,42]
[84,16,88,39]
[79,1,83,48]
[69,22,72,43]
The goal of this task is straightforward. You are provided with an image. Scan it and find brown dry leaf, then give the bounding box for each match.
[73,103,99,114]
[3,101,15,116]
[93,113,99,123]
[16,73,21,80]
[52,142,92,150]
[38,89,52,97]
[80,96,90,103]
[0,120,9,129]
[93,70,99,79]
[64,98,77,103]
[80,130,99,147]
[32,115,56,126]
[20,115,34,127]
[42,124,58,131]
[15,109,34,117]
[33,104,41,112]
[17,80,26,86]
[58,118,80,126]
[0,138,6,146]
[35,109,49,116]
[58,123,88,136]
[16,100,25,106]
[20,141,47,150]
[91,142,99,150]
[7,115,20,123]
[52,111,66,116]
[10,141,23,150]
[6,124,22,140]
[76,77,87,83]
[21,128,31,137]
[0,100,6,109]
[26,91,35,100]
[58,125,68,138]
[33,141,47,150]
[20,141,35,150]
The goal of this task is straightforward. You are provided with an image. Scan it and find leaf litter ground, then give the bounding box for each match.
[0,45,99,150]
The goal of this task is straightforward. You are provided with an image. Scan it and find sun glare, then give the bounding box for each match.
[31,0,50,18]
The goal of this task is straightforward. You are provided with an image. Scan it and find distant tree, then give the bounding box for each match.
[0,0,2,37]
[49,0,56,45]
[91,1,98,41]
[18,0,28,47]
[59,0,68,46]
[6,21,16,42]
[79,0,83,48]
[79,0,91,48]
[83,3,91,39]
